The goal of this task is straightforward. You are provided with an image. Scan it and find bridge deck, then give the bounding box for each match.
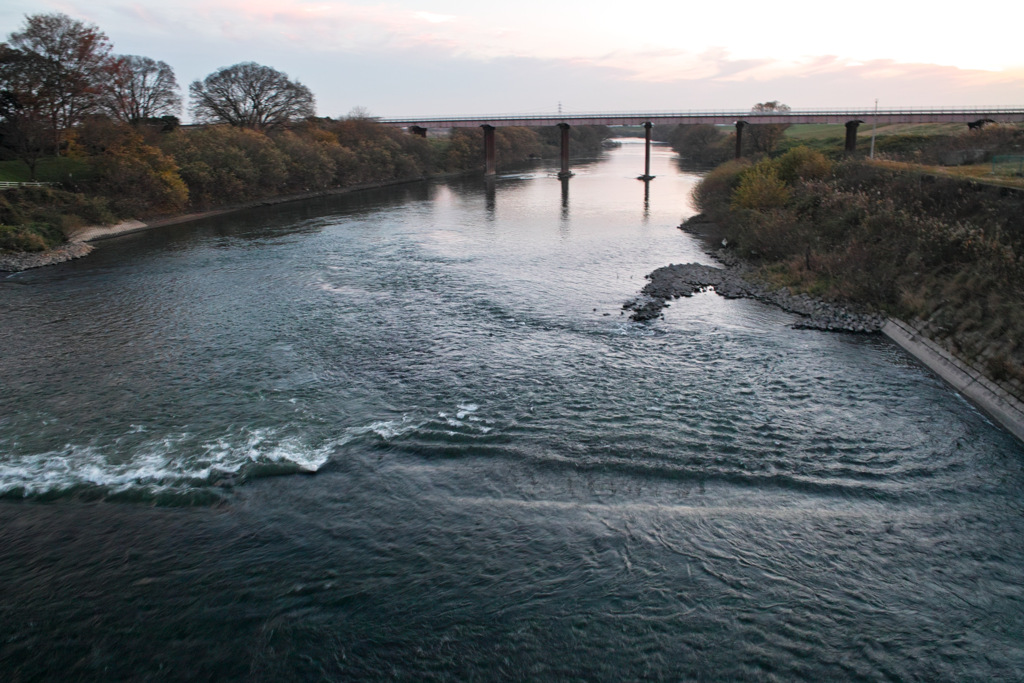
[381,108,1024,128]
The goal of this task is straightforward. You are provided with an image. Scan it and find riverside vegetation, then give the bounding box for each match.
[0,116,610,256]
[661,116,1024,169]
[686,146,1024,400]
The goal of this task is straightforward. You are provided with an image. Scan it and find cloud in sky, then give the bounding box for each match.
[110,0,1021,73]
[3,0,1022,117]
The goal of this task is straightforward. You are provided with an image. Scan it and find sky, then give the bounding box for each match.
[2,0,1023,119]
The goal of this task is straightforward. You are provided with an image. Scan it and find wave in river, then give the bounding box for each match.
[0,403,502,501]
[0,427,336,501]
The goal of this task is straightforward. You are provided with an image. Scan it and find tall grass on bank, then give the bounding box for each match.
[0,186,115,251]
[693,148,1024,394]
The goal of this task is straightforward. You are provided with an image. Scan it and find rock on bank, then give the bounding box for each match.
[0,241,94,272]
[623,259,885,333]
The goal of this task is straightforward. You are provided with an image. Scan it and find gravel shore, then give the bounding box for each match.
[0,241,94,272]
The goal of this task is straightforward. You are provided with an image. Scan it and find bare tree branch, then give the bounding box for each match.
[189,63,315,129]
[101,55,181,124]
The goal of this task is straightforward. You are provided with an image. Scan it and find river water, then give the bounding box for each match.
[1,142,1022,680]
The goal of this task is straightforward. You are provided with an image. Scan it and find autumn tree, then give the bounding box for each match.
[160,125,290,205]
[70,116,188,214]
[0,45,55,177]
[6,13,112,152]
[101,55,181,124]
[189,62,315,129]
[747,101,791,155]
[272,128,336,191]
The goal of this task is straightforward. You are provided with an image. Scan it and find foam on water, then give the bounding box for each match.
[0,427,339,498]
[347,416,424,441]
[456,403,479,418]
[0,403,503,498]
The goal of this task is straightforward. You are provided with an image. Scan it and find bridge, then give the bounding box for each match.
[380,107,1024,179]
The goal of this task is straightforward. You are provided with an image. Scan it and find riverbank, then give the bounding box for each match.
[0,175,440,273]
[626,214,1024,444]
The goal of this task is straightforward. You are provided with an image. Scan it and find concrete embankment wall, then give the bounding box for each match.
[883,318,1024,444]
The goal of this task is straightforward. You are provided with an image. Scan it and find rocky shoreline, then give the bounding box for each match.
[624,216,1024,443]
[624,237,886,333]
[0,241,94,272]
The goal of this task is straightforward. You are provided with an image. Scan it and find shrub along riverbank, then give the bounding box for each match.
[662,120,1024,168]
[0,118,611,256]
[691,148,1024,401]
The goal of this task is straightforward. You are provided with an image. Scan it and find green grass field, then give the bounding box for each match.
[0,157,95,183]
[783,124,845,140]
[873,159,1024,189]
[783,122,967,141]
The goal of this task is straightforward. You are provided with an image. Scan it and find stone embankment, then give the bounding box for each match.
[624,250,885,333]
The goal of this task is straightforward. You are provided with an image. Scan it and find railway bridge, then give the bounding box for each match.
[380,108,1024,179]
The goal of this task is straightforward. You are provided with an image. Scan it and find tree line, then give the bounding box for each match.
[0,12,610,253]
[0,13,320,175]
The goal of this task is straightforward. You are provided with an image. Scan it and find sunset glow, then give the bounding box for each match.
[3,0,1022,117]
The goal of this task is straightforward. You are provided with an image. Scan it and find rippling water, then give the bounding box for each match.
[1,142,1022,680]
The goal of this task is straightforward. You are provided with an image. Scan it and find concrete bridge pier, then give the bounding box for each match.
[638,122,655,180]
[558,123,574,179]
[409,126,428,138]
[845,120,862,153]
[735,121,747,159]
[482,125,496,176]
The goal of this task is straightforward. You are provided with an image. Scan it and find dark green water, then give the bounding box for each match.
[1,142,1022,680]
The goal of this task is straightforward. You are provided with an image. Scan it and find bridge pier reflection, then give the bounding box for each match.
[642,178,651,222]
[484,176,496,219]
[560,176,570,221]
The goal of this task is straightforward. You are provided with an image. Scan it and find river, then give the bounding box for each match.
[1,141,1022,680]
